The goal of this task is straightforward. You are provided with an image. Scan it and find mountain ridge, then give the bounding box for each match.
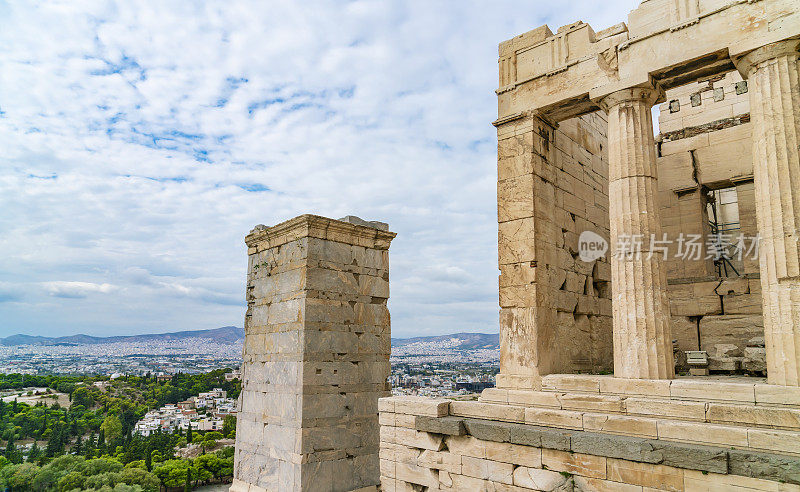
[390,332,499,350]
[0,326,244,346]
[1,328,499,349]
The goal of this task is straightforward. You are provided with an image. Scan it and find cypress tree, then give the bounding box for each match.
[72,435,82,456]
[184,467,192,492]
[27,442,40,463]
[5,434,17,463]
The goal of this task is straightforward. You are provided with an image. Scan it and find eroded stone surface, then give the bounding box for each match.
[233,215,395,492]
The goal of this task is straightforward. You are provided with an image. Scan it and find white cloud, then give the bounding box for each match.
[0,0,640,338]
[43,281,119,298]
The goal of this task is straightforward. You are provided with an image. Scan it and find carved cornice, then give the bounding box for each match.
[245,214,396,251]
[492,110,558,130]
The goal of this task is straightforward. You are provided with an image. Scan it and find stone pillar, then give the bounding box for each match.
[736,39,800,386]
[231,214,396,492]
[495,113,558,391]
[600,87,674,380]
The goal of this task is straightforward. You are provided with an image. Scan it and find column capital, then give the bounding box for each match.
[589,78,664,113]
[597,87,662,112]
[734,38,800,79]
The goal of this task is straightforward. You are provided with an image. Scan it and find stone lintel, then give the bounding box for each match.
[245,214,396,251]
[497,0,799,122]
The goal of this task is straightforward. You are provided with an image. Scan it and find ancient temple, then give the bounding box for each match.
[379,1,800,490]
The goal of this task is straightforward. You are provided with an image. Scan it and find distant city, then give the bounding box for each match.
[0,328,499,398]
[0,339,243,376]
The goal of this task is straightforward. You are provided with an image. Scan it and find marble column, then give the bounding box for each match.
[736,39,800,386]
[600,87,674,380]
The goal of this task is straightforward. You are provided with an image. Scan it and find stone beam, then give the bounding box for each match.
[497,0,800,122]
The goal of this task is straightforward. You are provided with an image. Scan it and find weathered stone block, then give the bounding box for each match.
[461,456,514,484]
[728,449,800,485]
[415,416,466,436]
[656,420,749,447]
[525,407,584,429]
[463,419,513,443]
[542,448,607,479]
[392,396,449,417]
[484,440,543,468]
[509,424,572,451]
[582,413,658,438]
[513,466,571,491]
[606,458,684,492]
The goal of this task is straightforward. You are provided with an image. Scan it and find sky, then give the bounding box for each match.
[0,0,641,339]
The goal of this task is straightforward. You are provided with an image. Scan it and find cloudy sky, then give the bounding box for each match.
[0,0,640,339]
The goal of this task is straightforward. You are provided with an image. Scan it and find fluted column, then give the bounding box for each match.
[736,39,800,386]
[600,87,674,380]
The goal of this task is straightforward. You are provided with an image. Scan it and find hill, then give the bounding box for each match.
[391,332,499,350]
[1,328,499,350]
[0,326,244,346]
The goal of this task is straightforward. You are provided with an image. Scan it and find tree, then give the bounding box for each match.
[184,466,191,492]
[8,463,39,490]
[85,471,121,489]
[222,415,236,438]
[97,429,106,455]
[83,434,95,459]
[46,421,65,456]
[72,435,83,456]
[78,457,123,477]
[153,460,191,488]
[186,423,193,444]
[58,471,85,491]
[5,433,20,464]
[26,442,40,463]
[144,445,152,472]
[101,415,123,445]
[204,431,223,441]
[71,387,94,409]
[117,467,160,492]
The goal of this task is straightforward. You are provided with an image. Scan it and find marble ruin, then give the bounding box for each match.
[231,215,395,492]
[234,0,800,490]
[379,0,800,491]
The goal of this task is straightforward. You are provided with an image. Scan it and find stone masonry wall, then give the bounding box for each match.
[656,71,765,374]
[232,215,395,492]
[378,394,800,492]
[496,111,612,389]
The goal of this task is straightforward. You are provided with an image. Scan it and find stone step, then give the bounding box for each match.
[538,374,800,407]
[449,399,800,456]
[480,387,800,431]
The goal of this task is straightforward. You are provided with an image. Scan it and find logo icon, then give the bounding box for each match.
[578,231,608,262]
